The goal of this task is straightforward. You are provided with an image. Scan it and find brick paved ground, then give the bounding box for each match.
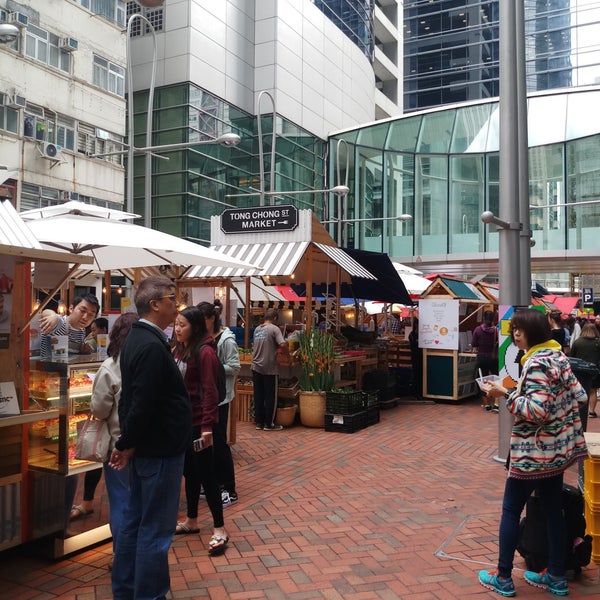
[1,397,599,599]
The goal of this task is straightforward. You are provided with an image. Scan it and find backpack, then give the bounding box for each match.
[517,483,592,575]
[200,343,227,404]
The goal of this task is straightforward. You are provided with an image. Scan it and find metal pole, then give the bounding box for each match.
[498,1,521,306]
[516,1,531,306]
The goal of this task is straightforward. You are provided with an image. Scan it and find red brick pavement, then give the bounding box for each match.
[1,398,599,599]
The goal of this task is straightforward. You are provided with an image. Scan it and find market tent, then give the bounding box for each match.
[391,263,431,296]
[21,202,259,273]
[291,248,413,306]
[542,294,579,314]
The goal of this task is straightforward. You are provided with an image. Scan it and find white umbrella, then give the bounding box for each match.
[391,262,431,294]
[22,205,259,273]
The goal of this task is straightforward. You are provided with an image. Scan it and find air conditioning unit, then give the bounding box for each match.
[59,37,78,51]
[8,12,28,27]
[39,142,62,161]
[5,93,26,109]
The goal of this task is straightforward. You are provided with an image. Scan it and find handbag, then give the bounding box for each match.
[74,414,111,462]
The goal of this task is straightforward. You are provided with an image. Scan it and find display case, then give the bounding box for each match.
[28,356,103,475]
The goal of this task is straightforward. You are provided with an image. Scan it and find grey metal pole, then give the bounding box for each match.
[498,1,521,307]
[495,0,525,463]
[516,1,532,306]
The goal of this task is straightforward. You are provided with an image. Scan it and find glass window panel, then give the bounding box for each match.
[416,110,455,154]
[414,155,448,255]
[386,115,421,152]
[450,103,492,153]
[448,155,485,253]
[385,152,414,257]
[566,135,600,251]
[485,105,500,153]
[356,122,390,149]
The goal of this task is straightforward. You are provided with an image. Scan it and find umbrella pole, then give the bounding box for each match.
[244,277,251,349]
[104,271,111,313]
[305,248,313,334]
[335,264,341,333]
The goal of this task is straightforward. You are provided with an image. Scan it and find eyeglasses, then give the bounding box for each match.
[156,294,178,303]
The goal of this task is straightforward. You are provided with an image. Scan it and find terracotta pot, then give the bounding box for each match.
[299,391,326,428]
[275,405,297,427]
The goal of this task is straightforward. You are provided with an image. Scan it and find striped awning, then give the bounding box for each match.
[185,242,375,280]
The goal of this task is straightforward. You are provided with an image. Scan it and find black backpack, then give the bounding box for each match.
[200,344,227,404]
[517,483,592,575]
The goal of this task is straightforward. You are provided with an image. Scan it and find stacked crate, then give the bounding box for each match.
[324,390,379,433]
[584,432,600,564]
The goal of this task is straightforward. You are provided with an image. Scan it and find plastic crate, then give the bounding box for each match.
[325,390,363,414]
[584,497,600,535]
[367,405,380,426]
[361,390,379,408]
[324,410,368,433]
[584,458,600,507]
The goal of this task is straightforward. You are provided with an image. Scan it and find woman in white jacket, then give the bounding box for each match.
[90,312,139,552]
[197,301,241,506]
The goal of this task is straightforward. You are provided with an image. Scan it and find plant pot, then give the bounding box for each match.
[275,405,297,427]
[299,391,326,428]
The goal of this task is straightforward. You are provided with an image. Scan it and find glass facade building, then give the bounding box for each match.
[130,83,325,244]
[328,87,600,274]
[313,0,375,59]
[404,0,600,112]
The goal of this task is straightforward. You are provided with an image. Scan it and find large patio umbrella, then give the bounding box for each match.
[21,202,259,273]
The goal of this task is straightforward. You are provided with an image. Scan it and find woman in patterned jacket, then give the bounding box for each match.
[477,308,587,598]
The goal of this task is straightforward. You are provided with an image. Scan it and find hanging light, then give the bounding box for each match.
[116,286,123,295]
[32,295,40,311]
[57,300,67,315]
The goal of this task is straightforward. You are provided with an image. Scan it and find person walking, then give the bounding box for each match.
[477,308,587,597]
[197,300,241,507]
[472,310,498,411]
[109,276,191,600]
[570,321,600,418]
[251,309,288,431]
[172,306,229,556]
[89,312,138,563]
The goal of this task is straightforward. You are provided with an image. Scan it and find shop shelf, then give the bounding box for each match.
[324,410,368,434]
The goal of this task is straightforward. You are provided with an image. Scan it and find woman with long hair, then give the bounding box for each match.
[172,306,229,556]
[90,312,139,555]
[570,321,600,417]
[477,308,587,597]
[197,300,241,507]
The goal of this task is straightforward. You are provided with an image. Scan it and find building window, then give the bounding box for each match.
[77,122,124,165]
[93,55,125,96]
[25,24,71,73]
[73,0,126,27]
[126,1,164,37]
[57,116,76,151]
[0,106,19,134]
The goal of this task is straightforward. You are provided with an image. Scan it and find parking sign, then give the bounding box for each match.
[582,287,593,306]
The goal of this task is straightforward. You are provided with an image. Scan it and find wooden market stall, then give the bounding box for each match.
[418,276,495,402]
[0,200,96,553]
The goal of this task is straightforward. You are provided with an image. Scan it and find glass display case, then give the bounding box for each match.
[28,356,103,475]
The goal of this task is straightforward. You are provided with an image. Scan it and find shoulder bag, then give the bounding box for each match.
[74,414,111,462]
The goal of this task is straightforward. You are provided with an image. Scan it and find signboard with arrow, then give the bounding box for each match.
[220,205,298,233]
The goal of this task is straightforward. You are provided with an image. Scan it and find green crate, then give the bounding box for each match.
[325,390,363,414]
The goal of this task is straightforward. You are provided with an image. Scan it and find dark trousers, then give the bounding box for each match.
[213,402,236,494]
[183,425,224,528]
[252,370,277,427]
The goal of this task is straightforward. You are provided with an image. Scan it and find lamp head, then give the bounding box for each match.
[0,24,19,44]
[481,211,495,224]
[330,185,350,195]
[398,214,412,222]
[217,133,241,147]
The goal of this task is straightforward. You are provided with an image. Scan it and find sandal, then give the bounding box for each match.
[589,411,597,418]
[208,533,229,556]
[175,522,200,535]
[70,505,94,520]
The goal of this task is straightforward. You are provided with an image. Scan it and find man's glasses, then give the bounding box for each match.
[156,294,178,302]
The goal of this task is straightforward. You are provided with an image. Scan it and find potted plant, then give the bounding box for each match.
[296,329,335,427]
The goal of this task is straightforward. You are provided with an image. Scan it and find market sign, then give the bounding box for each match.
[220,205,298,234]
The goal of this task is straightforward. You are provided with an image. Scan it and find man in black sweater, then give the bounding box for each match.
[109,276,191,600]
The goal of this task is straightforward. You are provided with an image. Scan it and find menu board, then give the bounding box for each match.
[418,299,459,350]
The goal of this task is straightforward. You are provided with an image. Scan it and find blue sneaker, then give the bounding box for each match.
[478,570,516,597]
[524,569,568,596]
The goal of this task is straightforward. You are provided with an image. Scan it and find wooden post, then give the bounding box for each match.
[104,271,111,313]
[305,247,313,333]
[244,276,251,349]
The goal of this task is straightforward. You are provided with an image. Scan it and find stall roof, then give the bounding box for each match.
[0,200,92,264]
[422,276,489,301]
[542,295,579,314]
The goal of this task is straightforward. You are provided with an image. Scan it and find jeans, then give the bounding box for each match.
[103,462,130,552]
[213,402,236,494]
[111,454,185,600]
[183,426,224,527]
[498,473,565,578]
[252,371,277,426]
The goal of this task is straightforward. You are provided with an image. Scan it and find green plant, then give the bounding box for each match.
[297,329,335,392]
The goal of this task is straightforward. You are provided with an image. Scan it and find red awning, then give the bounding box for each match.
[542,295,580,314]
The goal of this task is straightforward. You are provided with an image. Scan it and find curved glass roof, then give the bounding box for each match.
[336,87,600,153]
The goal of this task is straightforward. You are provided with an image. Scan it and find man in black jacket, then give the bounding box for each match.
[109,276,191,600]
